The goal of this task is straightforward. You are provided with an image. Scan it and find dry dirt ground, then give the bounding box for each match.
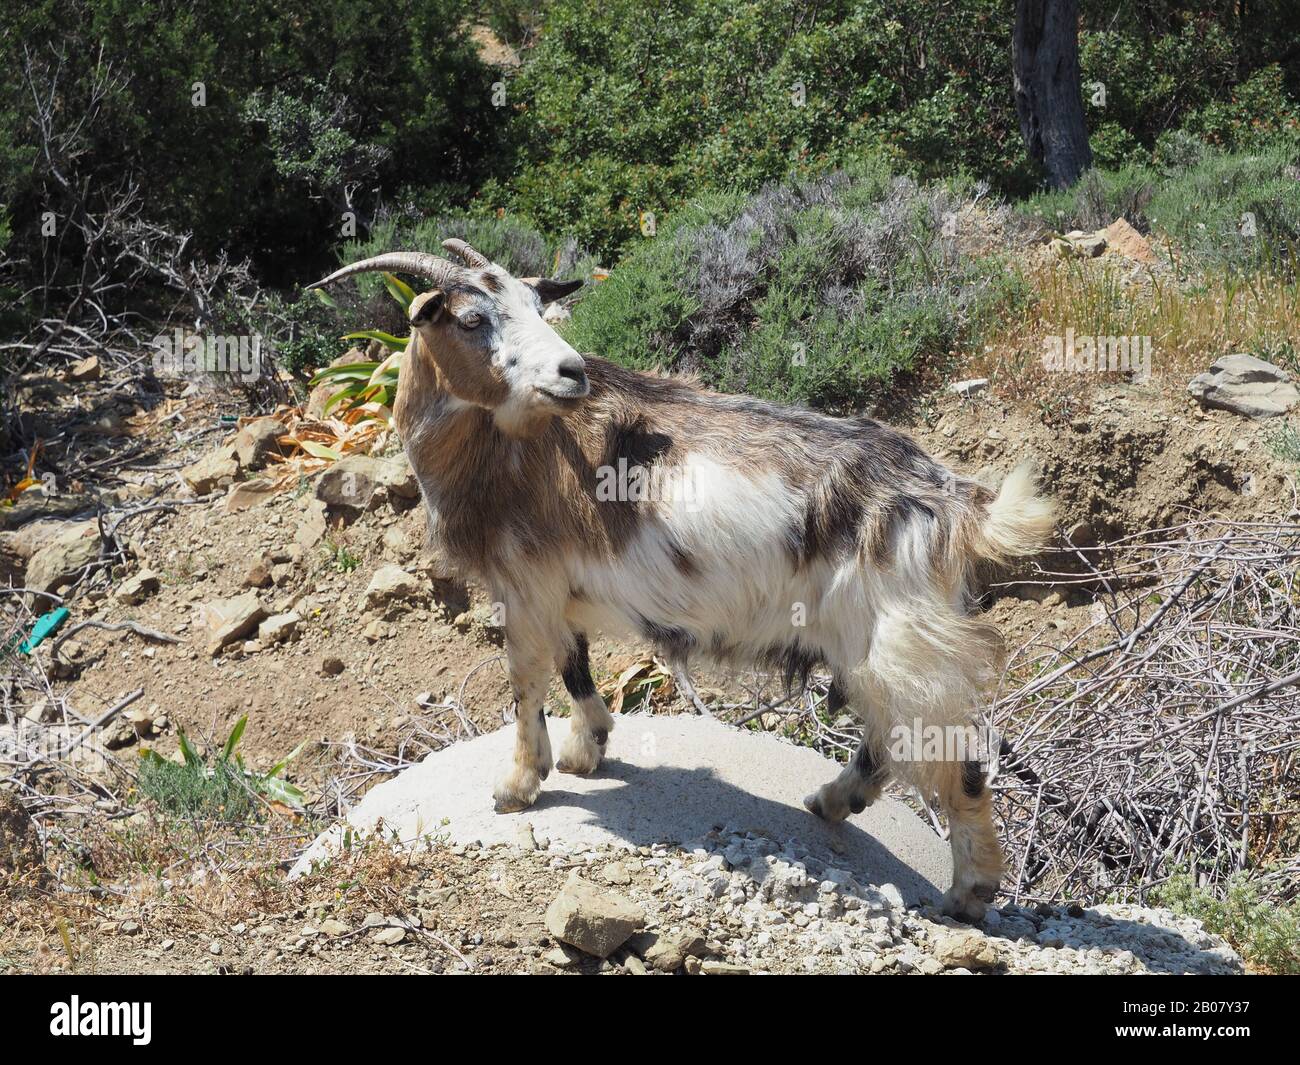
[1,353,1295,974]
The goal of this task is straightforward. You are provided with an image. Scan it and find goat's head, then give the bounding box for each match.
[308,240,586,434]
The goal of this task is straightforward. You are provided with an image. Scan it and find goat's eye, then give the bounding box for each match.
[458,312,483,330]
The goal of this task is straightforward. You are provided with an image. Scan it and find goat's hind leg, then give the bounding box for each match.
[803,682,890,823]
[554,632,614,775]
[938,759,1002,923]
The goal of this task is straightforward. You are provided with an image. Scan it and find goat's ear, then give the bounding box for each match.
[522,277,583,306]
[409,289,446,326]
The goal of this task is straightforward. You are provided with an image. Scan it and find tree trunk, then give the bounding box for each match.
[1013,0,1092,189]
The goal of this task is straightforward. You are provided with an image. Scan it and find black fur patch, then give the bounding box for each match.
[761,641,824,693]
[961,760,985,798]
[639,617,696,659]
[561,633,597,700]
[605,417,674,470]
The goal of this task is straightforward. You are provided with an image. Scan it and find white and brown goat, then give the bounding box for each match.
[309,240,1054,920]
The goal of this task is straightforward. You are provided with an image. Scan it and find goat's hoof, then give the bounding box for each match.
[942,882,998,924]
[803,787,849,824]
[555,731,603,775]
[493,769,542,813]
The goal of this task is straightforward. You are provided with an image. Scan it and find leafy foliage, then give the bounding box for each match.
[1025,140,1300,275]
[137,716,304,822]
[485,0,1300,261]
[565,167,1027,410]
[0,0,502,285]
[1153,871,1300,974]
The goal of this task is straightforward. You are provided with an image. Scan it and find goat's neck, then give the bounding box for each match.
[395,332,509,492]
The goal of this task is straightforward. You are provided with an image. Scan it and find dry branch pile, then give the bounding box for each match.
[992,519,1300,903]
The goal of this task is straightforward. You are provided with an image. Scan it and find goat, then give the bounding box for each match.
[309,240,1054,920]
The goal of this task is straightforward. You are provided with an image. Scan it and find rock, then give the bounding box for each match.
[115,569,160,605]
[372,926,406,946]
[543,871,643,958]
[182,449,240,494]
[243,559,273,589]
[319,918,350,937]
[67,355,101,382]
[1188,354,1299,419]
[317,453,419,514]
[948,378,989,398]
[543,945,580,969]
[1052,230,1107,258]
[199,591,268,655]
[24,520,100,597]
[700,960,750,975]
[233,417,285,470]
[362,565,423,611]
[259,612,301,644]
[628,928,706,972]
[1073,234,1107,257]
[320,655,345,677]
[601,861,632,886]
[377,454,419,500]
[933,929,1001,970]
[0,791,47,885]
[295,497,329,548]
[1102,217,1155,264]
[316,455,381,511]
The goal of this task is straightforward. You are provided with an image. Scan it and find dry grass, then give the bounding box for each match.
[962,258,1300,416]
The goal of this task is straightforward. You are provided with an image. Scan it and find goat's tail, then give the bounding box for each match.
[971,461,1055,565]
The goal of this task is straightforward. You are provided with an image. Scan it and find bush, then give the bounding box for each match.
[0,0,502,289]
[1022,165,1157,233]
[565,167,1025,411]
[1147,144,1300,275]
[137,717,303,823]
[1153,872,1300,974]
[1022,144,1300,276]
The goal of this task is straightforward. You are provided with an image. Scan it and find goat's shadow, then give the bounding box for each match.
[522,757,1233,976]
[527,757,941,905]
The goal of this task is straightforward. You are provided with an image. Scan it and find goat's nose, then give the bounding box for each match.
[556,358,587,386]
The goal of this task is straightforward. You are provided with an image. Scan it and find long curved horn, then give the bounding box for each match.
[306,252,458,290]
[441,238,492,269]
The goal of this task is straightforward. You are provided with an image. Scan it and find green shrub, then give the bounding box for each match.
[1153,872,1300,974]
[1023,164,1157,233]
[1022,144,1300,276]
[138,717,303,823]
[1147,144,1300,275]
[0,0,501,287]
[565,167,1026,411]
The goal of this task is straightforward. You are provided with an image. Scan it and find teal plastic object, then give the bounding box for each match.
[19,606,70,654]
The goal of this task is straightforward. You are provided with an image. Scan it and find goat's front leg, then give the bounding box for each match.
[493,636,556,814]
[804,682,890,822]
[554,632,614,775]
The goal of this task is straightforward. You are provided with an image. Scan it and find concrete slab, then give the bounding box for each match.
[292,713,952,904]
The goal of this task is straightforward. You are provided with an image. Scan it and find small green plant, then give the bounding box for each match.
[1153,872,1300,974]
[1266,421,1300,468]
[137,716,304,822]
[324,539,361,573]
[307,272,409,420]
